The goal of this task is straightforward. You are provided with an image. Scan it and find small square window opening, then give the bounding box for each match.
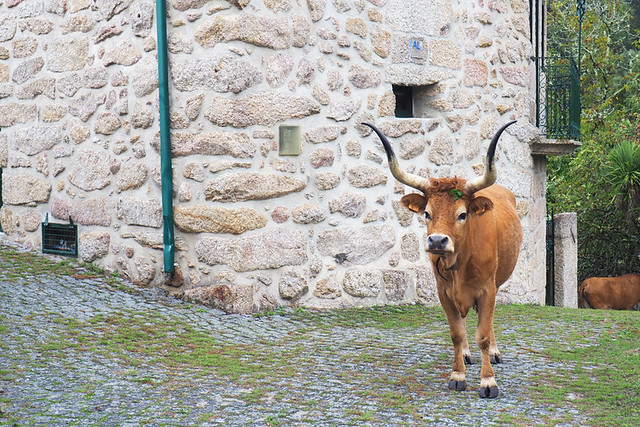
[393,85,414,118]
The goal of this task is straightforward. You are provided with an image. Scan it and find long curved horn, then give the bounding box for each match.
[464,120,517,194]
[362,122,431,192]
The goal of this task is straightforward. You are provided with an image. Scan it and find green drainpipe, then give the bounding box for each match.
[156,0,174,274]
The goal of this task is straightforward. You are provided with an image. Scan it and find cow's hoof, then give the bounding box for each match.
[464,354,473,365]
[479,385,499,399]
[448,379,467,391]
[491,354,503,364]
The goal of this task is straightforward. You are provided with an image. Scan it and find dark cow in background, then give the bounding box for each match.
[364,121,522,398]
[579,273,640,310]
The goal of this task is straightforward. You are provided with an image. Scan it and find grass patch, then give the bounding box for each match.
[529,309,640,425]
[47,311,281,381]
[0,245,128,286]
[0,316,8,334]
[0,247,79,277]
[289,304,447,330]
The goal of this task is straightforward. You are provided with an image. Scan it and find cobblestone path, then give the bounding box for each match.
[0,243,590,426]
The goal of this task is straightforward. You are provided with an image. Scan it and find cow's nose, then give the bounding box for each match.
[428,235,449,252]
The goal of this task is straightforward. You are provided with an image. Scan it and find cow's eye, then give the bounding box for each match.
[425,211,432,221]
[457,212,467,221]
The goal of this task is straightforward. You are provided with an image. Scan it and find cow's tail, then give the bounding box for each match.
[578,281,591,309]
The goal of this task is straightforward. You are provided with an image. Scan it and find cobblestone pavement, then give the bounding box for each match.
[0,242,590,426]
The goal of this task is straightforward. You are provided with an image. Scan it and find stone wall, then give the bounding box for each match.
[0,0,545,313]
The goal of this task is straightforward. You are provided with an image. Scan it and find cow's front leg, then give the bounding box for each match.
[439,292,468,391]
[476,293,499,398]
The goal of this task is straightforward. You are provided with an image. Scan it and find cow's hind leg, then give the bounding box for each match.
[462,317,473,365]
[489,323,502,364]
[476,293,499,398]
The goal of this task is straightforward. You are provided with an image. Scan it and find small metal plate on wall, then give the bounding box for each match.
[279,125,302,156]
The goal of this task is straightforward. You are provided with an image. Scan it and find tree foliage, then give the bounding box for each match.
[547,0,640,280]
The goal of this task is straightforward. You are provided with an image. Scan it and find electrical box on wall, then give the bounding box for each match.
[279,125,302,156]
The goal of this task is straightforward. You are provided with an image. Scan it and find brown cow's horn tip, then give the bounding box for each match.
[361,122,395,163]
[363,121,431,192]
[464,120,517,194]
[360,122,376,131]
[487,120,517,164]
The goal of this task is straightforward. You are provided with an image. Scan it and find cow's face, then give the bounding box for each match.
[362,120,513,260]
[401,178,493,256]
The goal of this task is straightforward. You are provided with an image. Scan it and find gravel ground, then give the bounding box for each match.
[0,243,591,426]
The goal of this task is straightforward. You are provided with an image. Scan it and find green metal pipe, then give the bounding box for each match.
[156,0,175,273]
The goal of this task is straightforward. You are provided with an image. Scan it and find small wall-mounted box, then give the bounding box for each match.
[42,213,78,257]
[279,125,302,156]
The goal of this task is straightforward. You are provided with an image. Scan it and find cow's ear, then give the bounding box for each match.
[401,193,427,213]
[468,196,494,215]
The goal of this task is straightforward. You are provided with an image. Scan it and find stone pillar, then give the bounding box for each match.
[553,212,578,308]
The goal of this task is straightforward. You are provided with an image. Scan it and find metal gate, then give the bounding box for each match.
[545,206,555,306]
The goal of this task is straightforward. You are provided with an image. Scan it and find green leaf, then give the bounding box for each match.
[450,189,464,201]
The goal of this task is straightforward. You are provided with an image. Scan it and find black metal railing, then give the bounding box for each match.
[536,56,581,141]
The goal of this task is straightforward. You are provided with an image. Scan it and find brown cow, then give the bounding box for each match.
[579,274,640,310]
[364,121,522,398]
